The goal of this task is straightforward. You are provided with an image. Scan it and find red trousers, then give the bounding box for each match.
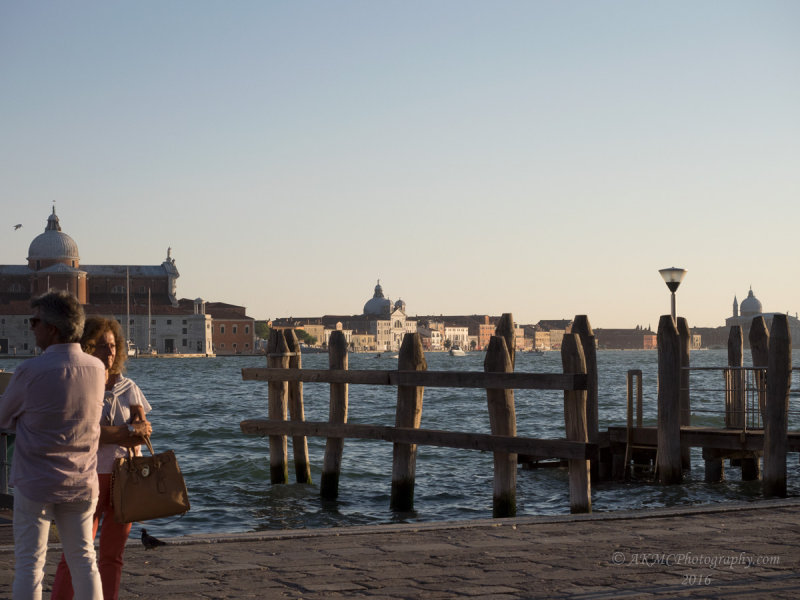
[51,473,132,600]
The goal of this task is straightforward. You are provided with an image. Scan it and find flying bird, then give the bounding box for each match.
[13,224,22,230]
[141,528,167,550]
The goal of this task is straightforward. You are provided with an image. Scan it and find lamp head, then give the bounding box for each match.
[659,267,686,293]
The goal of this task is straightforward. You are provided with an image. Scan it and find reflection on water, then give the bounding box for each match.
[2,349,799,536]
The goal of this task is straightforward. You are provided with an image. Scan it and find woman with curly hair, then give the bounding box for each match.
[51,317,153,600]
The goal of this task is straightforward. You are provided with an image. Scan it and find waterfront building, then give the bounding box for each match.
[271,281,417,353]
[350,332,376,352]
[594,326,657,350]
[533,329,551,350]
[417,326,443,351]
[180,300,255,355]
[478,321,494,351]
[0,208,254,355]
[533,320,572,351]
[444,326,469,350]
[724,288,800,349]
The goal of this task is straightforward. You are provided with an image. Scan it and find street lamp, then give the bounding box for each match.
[659,267,687,323]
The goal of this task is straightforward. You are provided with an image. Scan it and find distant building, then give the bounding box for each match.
[724,288,800,349]
[595,326,657,350]
[179,300,255,355]
[0,208,254,355]
[272,281,417,352]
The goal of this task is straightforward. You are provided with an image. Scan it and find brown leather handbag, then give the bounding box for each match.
[111,437,190,523]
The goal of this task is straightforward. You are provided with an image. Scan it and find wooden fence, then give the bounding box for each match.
[241,314,598,516]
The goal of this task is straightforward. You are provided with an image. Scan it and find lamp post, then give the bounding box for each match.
[659,267,687,323]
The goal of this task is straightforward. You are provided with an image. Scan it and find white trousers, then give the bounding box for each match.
[12,490,102,600]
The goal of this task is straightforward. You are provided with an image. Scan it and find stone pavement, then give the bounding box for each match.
[1,499,799,599]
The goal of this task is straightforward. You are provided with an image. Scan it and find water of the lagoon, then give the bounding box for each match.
[2,349,800,537]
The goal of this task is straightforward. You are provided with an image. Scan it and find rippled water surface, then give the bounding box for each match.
[3,349,800,536]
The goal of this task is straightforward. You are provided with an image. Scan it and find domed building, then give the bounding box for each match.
[359,280,415,351]
[725,287,800,349]
[363,280,392,317]
[18,207,88,302]
[0,208,254,356]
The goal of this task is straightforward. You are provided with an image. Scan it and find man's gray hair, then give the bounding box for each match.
[31,291,85,343]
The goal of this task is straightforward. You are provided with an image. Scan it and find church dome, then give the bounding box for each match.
[740,288,763,317]
[27,208,80,263]
[363,280,391,316]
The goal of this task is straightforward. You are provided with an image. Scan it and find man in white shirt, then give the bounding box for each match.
[0,291,104,600]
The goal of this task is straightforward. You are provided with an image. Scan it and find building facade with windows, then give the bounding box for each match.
[0,208,253,355]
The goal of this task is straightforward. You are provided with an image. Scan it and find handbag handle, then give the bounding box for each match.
[125,435,155,460]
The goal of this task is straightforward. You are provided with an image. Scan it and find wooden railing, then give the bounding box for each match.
[241,314,598,516]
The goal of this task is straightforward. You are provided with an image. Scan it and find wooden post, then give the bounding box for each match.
[571,316,598,447]
[284,330,312,484]
[704,449,724,483]
[484,335,517,517]
[561,333,590,513]
[763,314,791,498]
[390,333,427,512]
[494,313,516,370]
[321,331,348,501]
[738,317,769,481]
[749,316,770,422]
[726,326,745,428]
[657,315,682,485]
[267,332,289,484]
[677,317,691,470]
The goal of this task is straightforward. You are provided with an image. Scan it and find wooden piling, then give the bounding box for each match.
[484,335,517,517]
[561,333,590,513]
[677,317,691,470]
[657,315,682,485]
[494,313,516,369]
[267,333,289,484]
[749,316,770,421]
[321,331,348,500]
[284,330,312,484]
[738,317,770,481]
[572,316,598,447]
[390,333,427,512]
[726,326,745,429]
[704,449,724,483]
[763,314,791,498]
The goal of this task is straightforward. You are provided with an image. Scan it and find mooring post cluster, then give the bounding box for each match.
[654,312,792,497]
[241,312,595,518]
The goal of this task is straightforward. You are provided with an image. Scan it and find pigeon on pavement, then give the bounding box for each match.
[141,528,167,550]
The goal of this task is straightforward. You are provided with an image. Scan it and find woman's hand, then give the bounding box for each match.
[128,419,152,439]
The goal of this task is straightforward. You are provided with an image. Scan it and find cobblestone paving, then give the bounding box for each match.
[2,499,799,599]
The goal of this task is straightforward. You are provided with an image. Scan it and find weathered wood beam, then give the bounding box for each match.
[240,419,596,460]
[242,368,587,390]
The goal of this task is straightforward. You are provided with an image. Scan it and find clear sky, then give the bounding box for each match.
[1,1,798,328]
